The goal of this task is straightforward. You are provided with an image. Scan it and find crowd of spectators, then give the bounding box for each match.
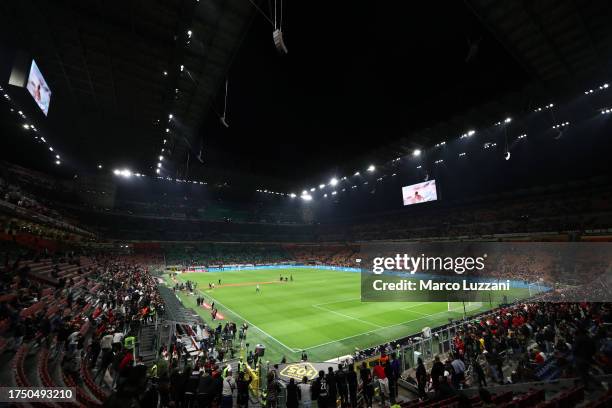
[0,213,89,244]
[1,175,91,235]
[0,237,610,407]
[107,353,253,408]
[85,259,165,382]
[160,243,609,296]
[0,245,166,405]
[165,243,291,267]
[3,160,612,246]
[3,165,612,247]
[0,162,610,407]
[162,244,360,269]
[280,356,402,408]
[1,173,94,242]
[324,185,612,242]
[117,273,257,408]
[285,245,358,267]
[1,176,67,220]
[107,197,302,225]
[401,301,611,402]
[121,319,405,408]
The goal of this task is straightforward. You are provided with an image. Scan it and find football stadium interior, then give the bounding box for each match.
[0,1,611,407]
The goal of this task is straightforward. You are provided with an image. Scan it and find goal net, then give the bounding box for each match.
[447,301,483,316]
[528,281,546,297]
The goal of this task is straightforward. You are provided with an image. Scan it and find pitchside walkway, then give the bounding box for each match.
[158,284,204,325]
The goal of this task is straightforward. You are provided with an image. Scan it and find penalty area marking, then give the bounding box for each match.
[312,304,383,329]
[312,297,361,307]
[300,306,458,352]
[399,302,431,312]
[179,275,454,355]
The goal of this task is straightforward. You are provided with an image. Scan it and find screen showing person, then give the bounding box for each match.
[26,59,52,116]
[402,180,438,206]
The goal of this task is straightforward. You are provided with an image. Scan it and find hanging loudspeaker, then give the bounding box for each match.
[273,29,288,54]
[220,116,229,128]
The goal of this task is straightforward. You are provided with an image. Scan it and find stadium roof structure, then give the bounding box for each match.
[191,0,612,192]
[0,0,255,181]
[1,1,612,193]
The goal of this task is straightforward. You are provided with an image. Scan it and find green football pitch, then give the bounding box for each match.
[169,268,531,362]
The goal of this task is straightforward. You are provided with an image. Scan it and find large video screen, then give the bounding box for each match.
[26,59,51,116]
[402,180,438,206]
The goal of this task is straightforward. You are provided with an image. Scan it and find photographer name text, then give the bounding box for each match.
[372,279,511,292]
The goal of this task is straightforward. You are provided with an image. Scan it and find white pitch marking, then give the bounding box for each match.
[399,302,430,311]
[301,307,453,351]
[313,298,361,307]
[312,304,383,329]
[194,289,299,353]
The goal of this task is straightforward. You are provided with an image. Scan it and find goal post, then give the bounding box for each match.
[528,281,545,297]
[447,301,483,317]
